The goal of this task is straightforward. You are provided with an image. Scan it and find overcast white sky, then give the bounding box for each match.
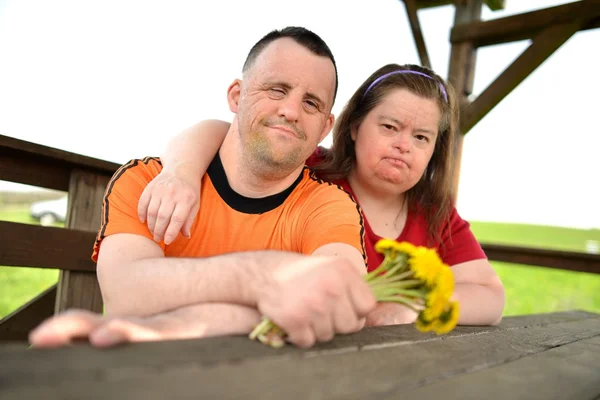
[0,0,598,229]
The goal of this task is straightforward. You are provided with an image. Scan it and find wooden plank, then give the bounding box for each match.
[482,243,600,274]
[0,134,118,191]
[416,0,504,11]
[0,285,57,342]
[0,134,120,176]
[460,22,583,134]
[0,313,598,399]
[55,170,109,314]
[0,144,70,191]
[0,312,592,376]
[401,336,600,400]
[0,221,97,271]
[404,0,432,69]
[446,0,482,200]
[451,0,600,47]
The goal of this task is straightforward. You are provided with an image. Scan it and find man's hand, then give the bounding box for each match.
[137,166,201,245]
[365,303,418,327]
[257,256,376,348]
[29,304,261,348]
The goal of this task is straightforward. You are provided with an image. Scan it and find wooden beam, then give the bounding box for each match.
[0,285,57,341]
[451,0,600,47]
[0,221,97,271]
[404,0,432,69]
[0,142,71,192]
[55,170,109,314]
[415,0,504,10]
[481,243,600,275]
[460,21,582,134]
[0,134,118,191]
[446,0,482,201]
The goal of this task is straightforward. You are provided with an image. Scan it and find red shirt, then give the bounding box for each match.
[306,148,486,271]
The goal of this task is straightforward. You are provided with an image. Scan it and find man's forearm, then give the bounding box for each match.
[149,302,261,339]
[99,250,303,317]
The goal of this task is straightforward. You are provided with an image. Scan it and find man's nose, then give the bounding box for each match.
[277,94,302,122]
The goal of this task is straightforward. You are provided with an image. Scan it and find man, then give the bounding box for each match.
[30,27,376,349]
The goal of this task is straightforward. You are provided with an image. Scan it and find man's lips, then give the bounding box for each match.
[268,124,300,138]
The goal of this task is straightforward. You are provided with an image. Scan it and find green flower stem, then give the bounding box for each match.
[376,295,422,312]
[381,261,406,279]
[369,279,423,291]
[364,262,391,282]
[367,270,414,285]
[249,317,274,340]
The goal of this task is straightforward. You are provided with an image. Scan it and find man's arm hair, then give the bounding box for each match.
[96,233,304,317]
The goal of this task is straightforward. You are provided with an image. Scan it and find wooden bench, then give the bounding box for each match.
[1,311,599,399]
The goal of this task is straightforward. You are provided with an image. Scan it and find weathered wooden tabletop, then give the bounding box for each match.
[1,310,599,400]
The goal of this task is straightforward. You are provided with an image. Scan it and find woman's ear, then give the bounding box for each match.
[350,125,358,141]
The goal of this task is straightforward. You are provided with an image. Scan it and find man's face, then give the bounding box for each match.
[234,38,336,173]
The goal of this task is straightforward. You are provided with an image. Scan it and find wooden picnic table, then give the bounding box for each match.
[1,310,599,399]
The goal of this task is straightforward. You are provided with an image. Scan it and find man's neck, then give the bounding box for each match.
[219,125,305,199]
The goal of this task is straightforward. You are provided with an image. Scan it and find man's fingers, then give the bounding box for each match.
[286,325,316,349]
[348,278,377,318]
[333,293,362,334]
[29,310,105,348]
[90,319,163,348]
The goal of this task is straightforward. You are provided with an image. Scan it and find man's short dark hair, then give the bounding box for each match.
[242,26,339,105]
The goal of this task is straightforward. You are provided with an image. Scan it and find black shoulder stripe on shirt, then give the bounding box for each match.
[96,156,162,242]
[306,169,368,268]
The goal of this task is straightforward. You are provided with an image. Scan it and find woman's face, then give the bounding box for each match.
[351,88,441,196]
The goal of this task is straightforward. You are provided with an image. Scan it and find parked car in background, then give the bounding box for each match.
[29,196,68,226]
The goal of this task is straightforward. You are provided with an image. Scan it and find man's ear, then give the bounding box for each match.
[227,79,242,113]
[318,113,335,144]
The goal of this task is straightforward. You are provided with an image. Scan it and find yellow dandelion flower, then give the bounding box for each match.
[432,301,460,335]
[422,268,454,320]
[415,313,434,333]
[394,241,417,256]
[435,267,454,300]
[374,238,399,254]
[408,247,445,287]
[423,287,446,320]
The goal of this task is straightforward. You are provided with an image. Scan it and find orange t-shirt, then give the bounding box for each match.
[92,155,367,265]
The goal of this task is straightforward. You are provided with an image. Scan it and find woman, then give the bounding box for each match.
[139,63,505,326]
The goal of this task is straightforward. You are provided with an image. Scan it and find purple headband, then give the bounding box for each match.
[362,70,448,102]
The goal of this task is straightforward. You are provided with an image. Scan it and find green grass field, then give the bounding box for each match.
[1,205,599,319]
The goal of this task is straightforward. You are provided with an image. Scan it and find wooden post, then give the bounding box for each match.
[404,0,432,69]
[447,0,482,202]
[55,170,109,313]
[460,21,584,133]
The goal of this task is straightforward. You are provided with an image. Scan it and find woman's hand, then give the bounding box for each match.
[137,165,201,245]
[365,302,418,327]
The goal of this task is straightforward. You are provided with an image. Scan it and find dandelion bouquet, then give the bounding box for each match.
[249,239,460,348]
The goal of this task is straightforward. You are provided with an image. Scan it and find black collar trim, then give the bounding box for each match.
[207,152,304,214]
